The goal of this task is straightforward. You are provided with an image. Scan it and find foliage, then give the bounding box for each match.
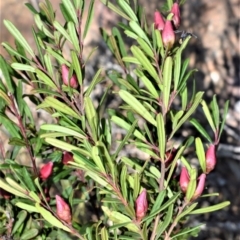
[0,0,229,239]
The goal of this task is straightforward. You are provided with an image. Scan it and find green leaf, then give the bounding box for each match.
[119,90,156,126]
[120,165,128,199]
[71,50,82,86]
[156,204,174,238]
[53,20,72,43]
[156,113,166,160]
[40,124,86,139]
[211,95,220,130]
[146,190,166,226]
[11,63,35,72]
[34,14,54,38]
[3,20,34,57]
[21,228,39,240]
[68,21,80,53]
[135,69,159,98]
[85,68,104,97]
[186,168,197,201]
[190,201,230,214]
[171,224,204,239]
[84,96,98,141]
[136,38,154,58]
[35,203,71,232]
[113,120,138,159]
[162,56,173,112]
[195,138,206,172]
[91,146,106,173]
[190,118,212,143]
[0,89,11,106]
[62,0,78,24]
[37,96,81,120]
[83,0,94,39]
[46,47,70,66]
[175,203,198,222]
[201,100,216,132]
[129,21,151,47]
[15,202,39,213]
[12,210,27,235]
[0,56,14,93]
[169,92,204,139]
[131,46,159,81]
[102,206,139,232]
[219,100,229,139]
[118,0,138,21]
[44,138,90,157]
[35,69,57,89]
[100,0,131,21]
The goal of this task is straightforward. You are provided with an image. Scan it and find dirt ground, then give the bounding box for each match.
[0,0,239,239]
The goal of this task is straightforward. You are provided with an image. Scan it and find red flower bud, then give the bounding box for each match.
[162,20,175,49]
[135,189,148,222]
[40,162,53,180]
[56,195,72,224]
[154,11,165,30]
[165,148,177,168]
[62,151,73,165]
[179,167,190,193]
[61,64,78,89]
[0,188,12,199]
[171,3,181,29]
[205,144,217,174]
[192,173,206,200]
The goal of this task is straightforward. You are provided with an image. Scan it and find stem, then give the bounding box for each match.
[164,201,188,239]
[9,95,38,176]
[150,161,166,240]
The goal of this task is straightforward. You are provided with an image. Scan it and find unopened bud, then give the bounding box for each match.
[154,11,165,30]
[179,167,190,193]
[62,151,73,165]
[61,64,78,89]
[205,144,217,174]
[192,173,206,200]
[165,148,177,168]
[56,195,72,224]
[135,189,148,222]
[171,3,181,29]
[162,20,175,49]
[40,162,53,180]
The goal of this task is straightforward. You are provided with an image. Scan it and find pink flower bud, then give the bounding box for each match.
[171,3,181,29]
[154,11,165,30]
[135,189,148,222]
[179,167,190,193]
[56,195,72,224]
[192,173,206,200]
[62,151,73,165]
[205,144,217,174]
[162,20,175,49]
[40,162,53,180]
[61,64,78,89]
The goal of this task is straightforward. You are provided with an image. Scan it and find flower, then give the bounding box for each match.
[135,189,148,221]
[56,195,72,224]
[192,173,206,200]
[162,20,175,49]
[179,167,190,193]
[62,151,73,165]
[40,162,53,180]
[171,3,181,29]
[154,11,165,30]
[205,144,217,174]
[61,64,78,89]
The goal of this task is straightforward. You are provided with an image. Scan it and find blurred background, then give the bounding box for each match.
[0,0,239,239]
